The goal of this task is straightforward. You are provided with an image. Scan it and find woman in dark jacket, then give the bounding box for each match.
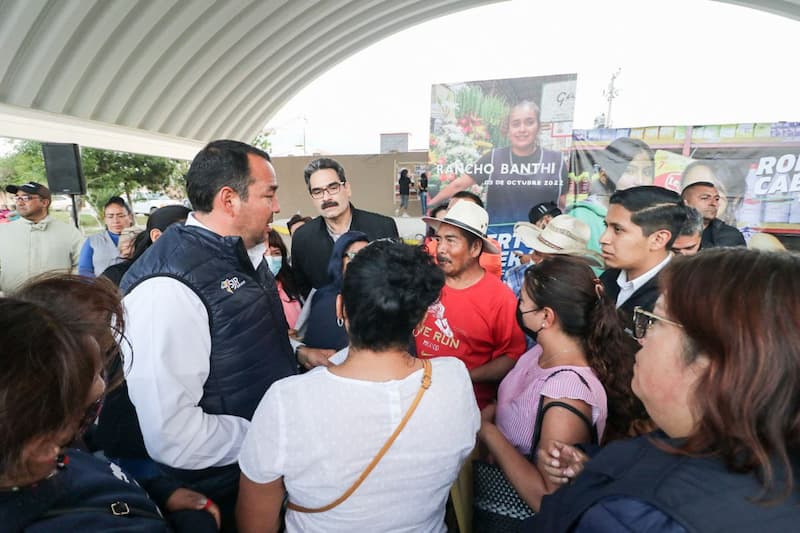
[299,231,369,355]
[4,274,219,531]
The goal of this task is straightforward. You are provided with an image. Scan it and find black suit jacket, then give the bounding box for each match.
[600,267,663,336]
[291,204,399,297]
[701,218,746,249]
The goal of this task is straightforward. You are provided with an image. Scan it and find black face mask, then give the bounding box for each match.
[516,305,543,342]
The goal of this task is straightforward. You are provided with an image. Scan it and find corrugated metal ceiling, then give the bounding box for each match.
[0,0,796,157]
[0,0,498,155]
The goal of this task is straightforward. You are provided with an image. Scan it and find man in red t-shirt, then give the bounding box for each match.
[415,201,526,408]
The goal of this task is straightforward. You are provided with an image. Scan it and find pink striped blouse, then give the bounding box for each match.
[495,344,608,455]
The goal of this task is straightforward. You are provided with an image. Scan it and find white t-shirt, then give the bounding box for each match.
[239,357,480,533]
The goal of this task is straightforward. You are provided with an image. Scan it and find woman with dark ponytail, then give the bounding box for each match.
[477,255,640,514]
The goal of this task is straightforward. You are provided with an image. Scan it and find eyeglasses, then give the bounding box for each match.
[104,213,129,220]
[14,195,38,203]
[632,306,683,339]
[518,300,541,315]
[77,396,105,436]
[309,181,344,199]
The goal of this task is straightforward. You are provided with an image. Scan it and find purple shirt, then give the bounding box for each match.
[496,345,607,454]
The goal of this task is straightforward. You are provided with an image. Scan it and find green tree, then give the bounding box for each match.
[252,131,272,153]
[0,140,187,213]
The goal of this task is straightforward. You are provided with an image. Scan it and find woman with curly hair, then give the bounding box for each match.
[477,255,641,517]
[237,241,480,532]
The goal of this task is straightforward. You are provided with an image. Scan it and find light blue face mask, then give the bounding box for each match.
[265,255,283,277]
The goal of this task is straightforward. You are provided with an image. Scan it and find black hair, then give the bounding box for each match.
[129,205,191,263]
[524,256,643,443]
[267,230,301,302]
[426,204,449,238]
[400,169,409,178]
[528,201,562,224]
[185,139,270,213]
[342,241,444,351]
[681,180,716,198]
[287,214,312,235]
[597,137,654,185]
[104,196,132,215]
[609,186,684,248]
[451,190,484,208]
[303,157,347,188]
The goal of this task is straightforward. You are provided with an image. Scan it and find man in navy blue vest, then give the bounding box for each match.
[121,140,328,530]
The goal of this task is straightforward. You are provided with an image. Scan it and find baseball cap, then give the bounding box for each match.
[5,181,52,199]
[528,201,561,224]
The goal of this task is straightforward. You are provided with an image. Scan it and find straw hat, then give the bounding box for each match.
[747,232,786,252]
[422,201,500,254]
[514,214,604,267]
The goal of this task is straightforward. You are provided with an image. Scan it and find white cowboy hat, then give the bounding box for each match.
[514,214,604,267]
[423,201,500,254]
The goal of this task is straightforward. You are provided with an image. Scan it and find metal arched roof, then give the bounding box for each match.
[0,0,797,159]
[0,0,498,158]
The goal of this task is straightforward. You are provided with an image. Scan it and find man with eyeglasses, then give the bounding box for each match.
[291,157,398,297]
[681,181,745,249]
[0,181,83,294]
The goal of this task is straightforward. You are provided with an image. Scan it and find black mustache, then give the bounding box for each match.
[321,201,339,209]
[436,255,450,264]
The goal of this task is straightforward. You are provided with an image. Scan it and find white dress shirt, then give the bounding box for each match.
[615,253,672,308]
[123,214,268,469]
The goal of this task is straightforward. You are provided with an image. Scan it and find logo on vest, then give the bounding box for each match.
[221,277,246,294]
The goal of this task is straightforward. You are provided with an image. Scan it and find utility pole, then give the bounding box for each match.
[603,68,621,128]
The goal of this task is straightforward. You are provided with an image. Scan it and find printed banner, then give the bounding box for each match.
[427,74,578,270]
[570,123,800,248]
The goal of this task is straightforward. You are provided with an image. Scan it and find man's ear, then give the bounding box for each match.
[469,239,483,259]
[215,186,240,217]
[649,229,672,251]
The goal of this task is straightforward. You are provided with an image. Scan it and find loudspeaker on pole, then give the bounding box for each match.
[42,143,86,195]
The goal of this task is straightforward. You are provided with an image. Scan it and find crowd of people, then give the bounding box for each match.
[0,138,798,533]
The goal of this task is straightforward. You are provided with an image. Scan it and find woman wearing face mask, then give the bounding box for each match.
[266,230,303,331]
[476,256,641,522]
[2,275,220,531]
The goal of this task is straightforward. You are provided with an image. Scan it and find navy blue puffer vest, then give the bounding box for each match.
[121,224,296,420]
[533,433,800,533]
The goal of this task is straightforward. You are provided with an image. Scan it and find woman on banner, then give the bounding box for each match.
[428,100,569,226]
